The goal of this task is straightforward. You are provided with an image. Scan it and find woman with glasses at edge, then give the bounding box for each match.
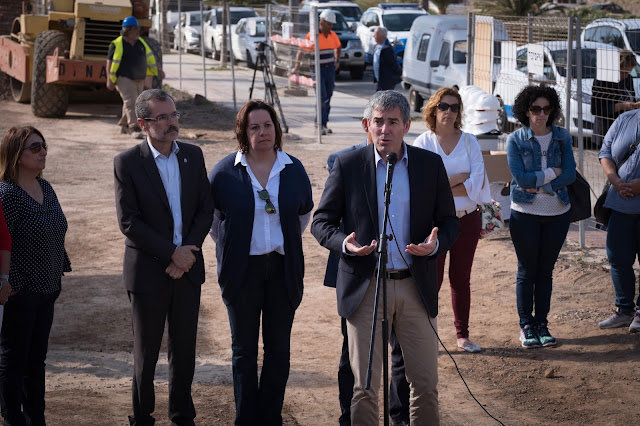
[208,100,313,425]
[0,126,71,424]
[413,87,488,353]
[507,85,576,348]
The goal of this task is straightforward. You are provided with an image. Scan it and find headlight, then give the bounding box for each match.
[347,39,362,49]
[571,90,590,105]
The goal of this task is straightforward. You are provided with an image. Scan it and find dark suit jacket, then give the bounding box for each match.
[114,140,214,293]
[209,152,314,309]
[374,39,402,91]
[311,144,458,319]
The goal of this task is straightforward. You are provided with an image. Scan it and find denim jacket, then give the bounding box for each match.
[506,124,576,204]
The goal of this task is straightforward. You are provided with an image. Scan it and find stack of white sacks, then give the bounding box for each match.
[458,85,511,219]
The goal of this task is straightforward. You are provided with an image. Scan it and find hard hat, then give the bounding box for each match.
[122,16,139,27]
[320,9,337,24]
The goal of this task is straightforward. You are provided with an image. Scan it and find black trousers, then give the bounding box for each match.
[0,291,59,426]
[226,252,295,426]
[338,318,410,425]
[128,277,201,426]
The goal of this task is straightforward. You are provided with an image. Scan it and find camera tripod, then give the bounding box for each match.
[249,43,288,133]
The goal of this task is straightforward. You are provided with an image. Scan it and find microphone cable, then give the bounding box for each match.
[385,218,506,426]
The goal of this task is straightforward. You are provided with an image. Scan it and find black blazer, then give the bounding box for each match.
[311,144,459,318]
[114,140,214,293]
[209,152,314,309]
[375,39,402,91]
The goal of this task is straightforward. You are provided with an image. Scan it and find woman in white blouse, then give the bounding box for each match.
[413,87,488,353]
[209,100,314,424]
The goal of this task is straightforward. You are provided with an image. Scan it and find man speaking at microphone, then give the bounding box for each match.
[312,90,458,425]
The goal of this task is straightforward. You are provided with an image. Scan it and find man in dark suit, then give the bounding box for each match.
[325,117,410,426]
[312,90,458,425]
[373,27,402,92]
[114,89,213,426]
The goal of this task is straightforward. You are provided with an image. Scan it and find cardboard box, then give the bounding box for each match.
[483,151,511,183]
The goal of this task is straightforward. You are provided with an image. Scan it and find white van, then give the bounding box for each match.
[402,15,468,111]
[403,15,508,112]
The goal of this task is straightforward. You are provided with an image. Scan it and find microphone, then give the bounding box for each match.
[384,152,397,199]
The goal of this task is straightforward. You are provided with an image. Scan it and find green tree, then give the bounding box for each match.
[472,0,544,16]
[425,0,454,14]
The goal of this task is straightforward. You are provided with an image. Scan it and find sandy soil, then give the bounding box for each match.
[1,91,639,426]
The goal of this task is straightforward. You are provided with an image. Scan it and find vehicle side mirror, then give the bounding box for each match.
[370,26,376,32]
[430,59,439,67]
[350,22,358,32]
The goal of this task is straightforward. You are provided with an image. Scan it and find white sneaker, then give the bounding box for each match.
[629,311,640,333]
[598,310,634,329]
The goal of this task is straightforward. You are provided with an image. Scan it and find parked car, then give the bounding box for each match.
[492,41,640,136]
[357,3,428,64]
[581,18,640,63]
[173,11,203,52]
[300,1,363,24]
[231,17,266,69]
[203,7,259,60]
[403,15,509,112]
[272,9,365,79]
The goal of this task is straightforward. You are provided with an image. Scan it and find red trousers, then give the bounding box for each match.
[437,209,481,339]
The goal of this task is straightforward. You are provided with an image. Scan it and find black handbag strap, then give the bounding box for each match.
[616,132,640,170]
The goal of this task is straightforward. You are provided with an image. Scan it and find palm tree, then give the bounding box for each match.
[472,0,544,16]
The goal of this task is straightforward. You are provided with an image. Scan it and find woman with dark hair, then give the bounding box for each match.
[0,126,71,424]
[209,100,313,424]
[591,50,639,147]
[507,85,576,348]
[413,87,489,353]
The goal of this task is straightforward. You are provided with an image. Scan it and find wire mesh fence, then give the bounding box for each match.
[468,13,637,202]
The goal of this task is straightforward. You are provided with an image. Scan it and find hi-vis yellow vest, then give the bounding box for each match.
[109,36,158,83]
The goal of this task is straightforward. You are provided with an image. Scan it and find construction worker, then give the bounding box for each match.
[292,9,341,135]
[106,16,163,137]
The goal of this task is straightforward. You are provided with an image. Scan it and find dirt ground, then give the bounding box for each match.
[1,91,639,426]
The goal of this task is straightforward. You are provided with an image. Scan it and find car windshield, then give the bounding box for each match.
[231,10,258,25]
[190,14,201,26]
[550,48,598,79]
[381,13,423,32]
[625,29,640,52]
[333,6,362,21]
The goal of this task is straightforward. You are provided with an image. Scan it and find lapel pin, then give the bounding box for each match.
[184,158,188,163]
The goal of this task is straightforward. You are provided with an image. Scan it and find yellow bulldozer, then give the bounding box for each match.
[0,0,161,117]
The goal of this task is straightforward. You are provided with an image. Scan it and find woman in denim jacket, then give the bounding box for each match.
[506,85,576,348]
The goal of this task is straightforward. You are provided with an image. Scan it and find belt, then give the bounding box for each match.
[383,269,411,280]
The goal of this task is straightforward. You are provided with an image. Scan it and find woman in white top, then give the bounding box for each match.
[209,100,314,424]
[413,87,488,353]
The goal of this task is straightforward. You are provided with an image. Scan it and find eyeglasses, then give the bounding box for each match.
[23,141,47,153]
[529,105,553,115]
[436,102,460,113]
[257,189,276,214]
[143,111,182,122]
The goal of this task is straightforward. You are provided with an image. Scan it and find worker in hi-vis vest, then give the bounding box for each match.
[292,9,341,135]
[106,16,162,137]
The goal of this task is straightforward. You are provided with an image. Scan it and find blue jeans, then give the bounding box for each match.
[509,210,570,328]
[0,291,59,426]
[319,63,335,127]
[226,253,295,425]
[606,210,640,313]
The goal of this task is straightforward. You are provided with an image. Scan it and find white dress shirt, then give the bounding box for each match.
[148,139,182,246]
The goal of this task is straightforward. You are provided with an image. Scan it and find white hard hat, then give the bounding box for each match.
[320,9,337,24]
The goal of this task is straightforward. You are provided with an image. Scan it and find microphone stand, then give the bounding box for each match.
[365,152,397,426]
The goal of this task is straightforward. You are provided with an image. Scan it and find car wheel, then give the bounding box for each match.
[496,96,511,133]
[350,65,364,80]
[246,50,256,69]
[409,88,423,113]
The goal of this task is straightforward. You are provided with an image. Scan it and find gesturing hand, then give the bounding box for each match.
[345,232,377,256]
[406,227,438,257]
[171,245,199,271]
[0,280,11,305]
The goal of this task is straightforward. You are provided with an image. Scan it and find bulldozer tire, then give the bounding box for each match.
[31,30,70,117]
[10,77,30,103]
[144,37,163,89]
